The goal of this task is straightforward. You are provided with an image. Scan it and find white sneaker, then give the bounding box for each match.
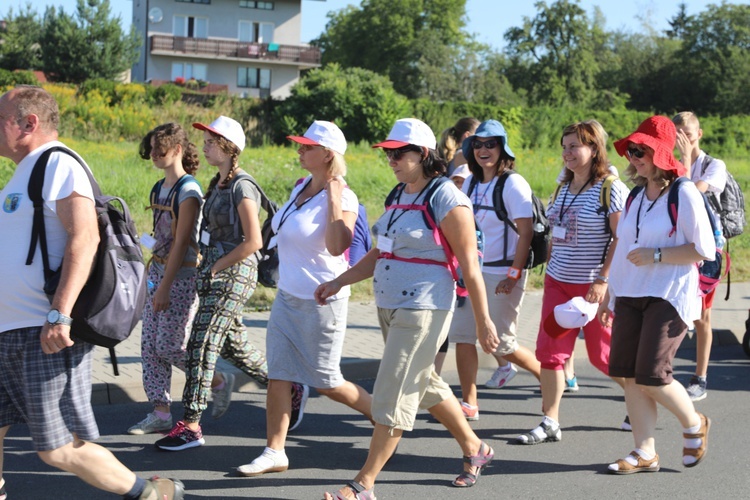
[127,412,173,435]
[237,448,290,477]
[485,363,518,388]
[211,372,235,419]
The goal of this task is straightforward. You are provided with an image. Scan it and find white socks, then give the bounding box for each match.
[683,421,703,466]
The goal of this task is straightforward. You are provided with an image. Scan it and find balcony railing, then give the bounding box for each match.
[150,35,321,65]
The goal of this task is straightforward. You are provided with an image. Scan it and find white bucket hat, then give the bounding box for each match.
[287,120,347,155]
[193,116,246,152]
[372,118,437,150]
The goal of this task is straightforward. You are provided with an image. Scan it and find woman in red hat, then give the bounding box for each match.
[599,115,715,474]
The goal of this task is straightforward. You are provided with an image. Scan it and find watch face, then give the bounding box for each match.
[47,310,60,323]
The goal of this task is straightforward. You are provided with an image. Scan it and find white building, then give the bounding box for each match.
[131,0,324,98]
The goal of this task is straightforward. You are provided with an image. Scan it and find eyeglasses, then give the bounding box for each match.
[472,139,500,150]
[626,147,646,159]
[384,147,415,161]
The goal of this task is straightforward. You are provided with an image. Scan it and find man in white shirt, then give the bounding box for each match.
[673,111,727,402]
[0,86,184,499]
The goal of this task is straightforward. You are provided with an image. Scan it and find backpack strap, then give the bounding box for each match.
[228,172,277,240]
[551,183,563,207]
[596,174,617,264]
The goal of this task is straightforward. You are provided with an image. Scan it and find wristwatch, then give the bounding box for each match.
[653,248,662,263]
[47,309,73,326]
[507,267,522,280]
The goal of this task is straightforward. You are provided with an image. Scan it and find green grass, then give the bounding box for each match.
[3,139,749,307]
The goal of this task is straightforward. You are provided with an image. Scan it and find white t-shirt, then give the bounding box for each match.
[271,176,358,300]
[463,173,533,275]
[689,151,727,229]
[0,142,95,333]
[608,181,716,327]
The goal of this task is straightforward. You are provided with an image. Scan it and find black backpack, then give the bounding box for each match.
[26,146,147,375]
[468,170,550,269]
[226,173,279,288]
[147,174,202,267]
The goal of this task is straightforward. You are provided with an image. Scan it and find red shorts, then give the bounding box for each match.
[702,287,716,310]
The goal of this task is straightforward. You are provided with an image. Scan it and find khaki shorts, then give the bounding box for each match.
[447,270,527,356]
[371,308,454,431]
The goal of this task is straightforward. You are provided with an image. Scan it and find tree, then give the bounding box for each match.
[0,5,44,71]
[665,2,691,39]
[272,64,410,144]
[503,0,621,107]
[40,0,140,83]
[313,0,467,98]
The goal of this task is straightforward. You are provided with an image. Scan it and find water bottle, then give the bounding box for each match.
[147,280,156,292]
[714,229,725,249]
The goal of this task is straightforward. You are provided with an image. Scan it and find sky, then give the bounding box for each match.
[6,0,743,51]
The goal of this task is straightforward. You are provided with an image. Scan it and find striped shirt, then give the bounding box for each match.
[546,177,628,284]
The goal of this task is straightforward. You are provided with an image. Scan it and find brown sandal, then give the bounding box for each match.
[683,412,711,467]
[608,450,660,475]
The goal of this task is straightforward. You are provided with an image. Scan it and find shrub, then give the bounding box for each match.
[272,63,410,144]
[0,69,38,87]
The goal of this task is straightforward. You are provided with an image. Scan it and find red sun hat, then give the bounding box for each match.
[613,116,686,177]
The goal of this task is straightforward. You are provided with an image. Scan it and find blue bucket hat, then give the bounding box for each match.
[462,119,515,161]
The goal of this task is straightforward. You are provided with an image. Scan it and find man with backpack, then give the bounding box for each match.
[0,87,184,499]
[673,111,727,402]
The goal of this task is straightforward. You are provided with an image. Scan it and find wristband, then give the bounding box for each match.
[507,267,521,280]
[596,275,609,283]
[653,248,662,263]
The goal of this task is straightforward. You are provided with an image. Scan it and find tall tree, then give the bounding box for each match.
[313,0,467,98]
[665,2,691,40]
[0,5,43,71]
[503,0,619,107]
[40,0,140,84]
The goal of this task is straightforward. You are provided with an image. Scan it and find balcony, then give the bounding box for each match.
[150,35,322,66]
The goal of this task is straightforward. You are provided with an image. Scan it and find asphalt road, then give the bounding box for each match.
[4,343,749,499]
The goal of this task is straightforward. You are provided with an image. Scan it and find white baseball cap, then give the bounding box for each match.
[193,116,246,152]
[450,164,471,180]
[543,296,599,338]
[287,120,347,155]
[372,118,437,150]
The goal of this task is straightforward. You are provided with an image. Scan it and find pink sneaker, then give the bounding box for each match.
[461,401,479,421]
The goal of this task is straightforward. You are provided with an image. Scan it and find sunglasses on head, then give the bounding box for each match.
[626,146,646,159]
[472,139,500,150]
[384,146,418,161]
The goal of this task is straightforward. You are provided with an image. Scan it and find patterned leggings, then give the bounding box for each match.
[140,266,199,407]
[182,246,268,423]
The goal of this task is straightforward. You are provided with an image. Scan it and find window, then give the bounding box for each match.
[238,67,271,89]
[174,15,208,38]
[239,20,274,43]
[176,0,210,4]
[239,1,274,10]
[172,62,207,81]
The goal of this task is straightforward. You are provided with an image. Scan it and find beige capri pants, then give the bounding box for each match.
[371,307,455,432]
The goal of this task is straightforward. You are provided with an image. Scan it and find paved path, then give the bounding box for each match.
[91,281,750,404]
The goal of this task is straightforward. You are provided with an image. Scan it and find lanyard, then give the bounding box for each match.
[635,185,668,243]
[277,179,324,231]
[472,179,494,221]
[558,176,593,223]
[386,179,434,234]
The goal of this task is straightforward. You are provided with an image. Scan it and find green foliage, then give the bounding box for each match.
[148,84,184,106]
[40,0,141,84]
[272,64,410,144]
[315,0,468,98]
[0,5,43,71]
[0,69,37,87]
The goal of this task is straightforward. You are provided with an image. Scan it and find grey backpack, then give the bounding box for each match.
[702,155,746,239]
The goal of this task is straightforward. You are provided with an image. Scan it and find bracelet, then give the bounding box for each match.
[596,275,609,283]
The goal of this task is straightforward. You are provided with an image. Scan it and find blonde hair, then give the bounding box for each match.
[437,117,480,162]
[328,150,347,177]
[673,111,700,129]
[625,160,676,188]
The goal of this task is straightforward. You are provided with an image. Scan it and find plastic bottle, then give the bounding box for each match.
[714,229,725,249]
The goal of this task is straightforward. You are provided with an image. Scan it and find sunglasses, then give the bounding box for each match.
[472,139,500,150]
[384,147,417,161]
[626,146,646,159]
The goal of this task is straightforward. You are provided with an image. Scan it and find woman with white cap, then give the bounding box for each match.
[447,119,542,422]
[600,116,714,474]
[155,116,304,451]
[236,121,373,477]
[517,120,627,445]
[316,118,498,499]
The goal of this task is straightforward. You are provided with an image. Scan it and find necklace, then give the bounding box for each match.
[634,184,669,243]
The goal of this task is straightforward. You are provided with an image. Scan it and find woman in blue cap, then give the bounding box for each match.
[446,119,542,421]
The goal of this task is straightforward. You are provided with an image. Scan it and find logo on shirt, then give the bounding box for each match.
[3,193,22,213]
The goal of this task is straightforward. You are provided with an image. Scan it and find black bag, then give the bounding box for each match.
[229,173,279,288]
[469,171,550,269]
[26,146,147,375]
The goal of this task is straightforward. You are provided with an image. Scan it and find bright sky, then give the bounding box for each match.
[6,0,741,51]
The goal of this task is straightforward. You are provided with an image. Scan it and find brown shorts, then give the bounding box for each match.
[609,296,687,386]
